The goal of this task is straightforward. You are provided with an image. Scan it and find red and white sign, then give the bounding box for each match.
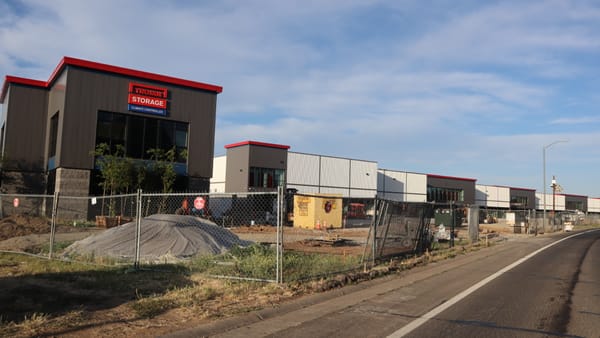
[13,198,19,208]
[127,94,167,109]
[128,82,168,115]
[194,197,206,210]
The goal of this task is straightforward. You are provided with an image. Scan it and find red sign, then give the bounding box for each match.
[127,94,167,109]
[128,82,168,115]
[194,197,205,210]
[129,82,167,98]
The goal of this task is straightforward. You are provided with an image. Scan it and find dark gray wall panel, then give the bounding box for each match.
[3,85,47,172]
[428,176,476,204]
[225,146,249,192]
[61,67,218,178]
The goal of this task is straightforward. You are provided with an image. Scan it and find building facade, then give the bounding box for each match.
[1,57,222,196]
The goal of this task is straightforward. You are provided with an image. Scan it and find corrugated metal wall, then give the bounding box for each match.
[377,169,427,202]
[210,155,227,192]
[287,152,319,186]
[536,193,566,211]
[476,185,510,208]
[588,198,600,213]
[286,152,377,198]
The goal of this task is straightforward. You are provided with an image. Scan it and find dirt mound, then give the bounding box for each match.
[63,214,252,261]
[0,215,51,241]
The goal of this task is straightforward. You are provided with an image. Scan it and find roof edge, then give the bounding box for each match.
[1,56,223,102]
[427,174,477,182]
[225,140,291,150]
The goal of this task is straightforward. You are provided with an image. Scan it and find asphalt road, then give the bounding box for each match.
[166,229,600,338]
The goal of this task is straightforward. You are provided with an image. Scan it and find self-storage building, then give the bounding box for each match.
[0,57,222,196]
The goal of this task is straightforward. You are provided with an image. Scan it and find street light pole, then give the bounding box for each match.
[542,140,568,234]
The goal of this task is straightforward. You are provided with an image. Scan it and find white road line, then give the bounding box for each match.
[388,230,599,338]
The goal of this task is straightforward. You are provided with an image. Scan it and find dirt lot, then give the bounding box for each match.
[0,215,101,253]
[232,225,369,255]
[0,216,522,337]
[0,218,374,337]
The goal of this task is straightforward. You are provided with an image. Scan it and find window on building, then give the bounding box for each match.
[510,196,528,208]
[95,111,188,164]
[48,113,59,157]
[566,201,584,211]
[427,186,464,203]
[248,167,285,189]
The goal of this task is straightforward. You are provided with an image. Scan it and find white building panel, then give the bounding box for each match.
[406,173,427,197]
[287,152,320,185]
[498,187,510,208]
[211,156,226,181]
[320,156,350,188]
[350,189,377,198]
[210,156,227,192]
[475,185,488,206]
[210,183,225,193]
[536,193,566,211]
[350,160,378,190]
[588,198,600,213]
[378,169,405,195]
[319,187,349,196]
[476,185,510,208]
[405,192,427,203]
[377,170,426,202]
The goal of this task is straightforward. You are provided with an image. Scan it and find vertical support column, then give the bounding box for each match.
[467,205,479,243]
[134,189,142,269]
[49,191,59,259]
[54,168,90,220]
[277,186,284,283]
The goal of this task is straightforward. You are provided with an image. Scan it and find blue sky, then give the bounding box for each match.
[1,0,599,196]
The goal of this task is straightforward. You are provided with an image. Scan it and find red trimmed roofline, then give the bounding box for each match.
[510,187,536,192]
[427,174,477,182]
[560,193,588,198]
[476,184,535,191]
[225,140,290,150]
[2,56,222,102]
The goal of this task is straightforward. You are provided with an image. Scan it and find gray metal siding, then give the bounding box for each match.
[3,85,48,172]
[248,146,287,169]
[510,189,536,209]
[428,176,476,204]
[61,67,217,178]
[225,146,249,192]
[45,71,67,169]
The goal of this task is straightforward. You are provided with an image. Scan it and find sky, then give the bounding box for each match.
[1,0,599,197]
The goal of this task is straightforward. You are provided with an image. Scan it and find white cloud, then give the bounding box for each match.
[2,0,600,196]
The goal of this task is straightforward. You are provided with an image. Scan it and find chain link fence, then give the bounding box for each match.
[2,190,599,283]
[0,191,282,282]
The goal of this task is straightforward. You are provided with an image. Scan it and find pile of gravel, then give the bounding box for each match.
[63,214,252,262]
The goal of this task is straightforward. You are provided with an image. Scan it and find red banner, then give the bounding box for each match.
[127,94,167,109]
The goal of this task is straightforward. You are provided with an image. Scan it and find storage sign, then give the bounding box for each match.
[128,82,168,116]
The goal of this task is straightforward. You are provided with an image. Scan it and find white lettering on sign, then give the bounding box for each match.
[127,94,167,109]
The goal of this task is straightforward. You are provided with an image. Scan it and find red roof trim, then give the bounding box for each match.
[225,140,291,150]
[427,174,477,182]
[1,56,222,102]
[560,193,588,198]
[477,184,535,191]
[1,76,47,102]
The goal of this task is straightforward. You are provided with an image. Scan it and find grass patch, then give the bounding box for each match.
[130,296,175,318]
[188,244,362,282]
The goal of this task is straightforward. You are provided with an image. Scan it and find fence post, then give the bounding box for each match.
[468,205,479,243]
[277,186,284,283]
[49,191,59,259]
[134,189,142,269]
